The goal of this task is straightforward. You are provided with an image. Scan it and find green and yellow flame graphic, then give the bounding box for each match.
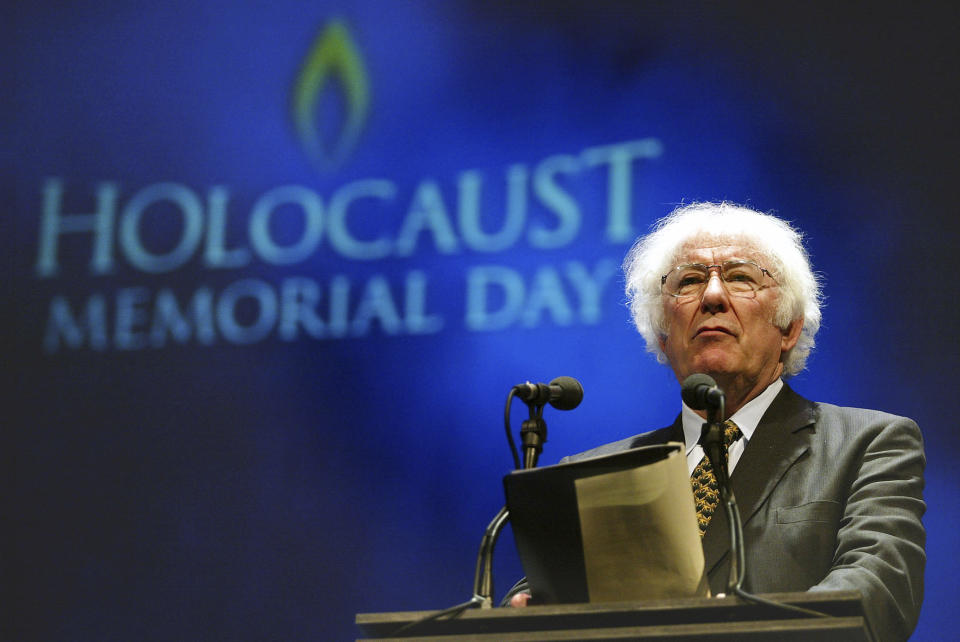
[292,20,370,171]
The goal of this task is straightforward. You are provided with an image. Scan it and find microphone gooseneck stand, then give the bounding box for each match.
[700,387,830,619]
[392,380,569,636]
[472,391,549,606]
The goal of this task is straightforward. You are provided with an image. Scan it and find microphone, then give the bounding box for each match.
[513,376,584,410]
[681,373,725,410]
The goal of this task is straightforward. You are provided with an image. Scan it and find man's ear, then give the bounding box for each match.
[781,317,804,353]
[658,335,667,353]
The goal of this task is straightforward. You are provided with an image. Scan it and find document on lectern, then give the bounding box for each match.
[503,442,708,604]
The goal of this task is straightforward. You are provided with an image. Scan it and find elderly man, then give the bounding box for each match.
[508,202,925,642]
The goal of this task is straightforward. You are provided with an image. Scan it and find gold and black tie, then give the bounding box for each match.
[690,420,742,537]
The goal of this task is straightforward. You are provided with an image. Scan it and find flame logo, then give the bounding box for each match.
[292,20,370,171]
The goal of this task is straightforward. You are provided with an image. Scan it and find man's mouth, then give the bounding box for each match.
[694,326,735,338]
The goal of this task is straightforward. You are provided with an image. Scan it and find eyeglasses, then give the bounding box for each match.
[660,260,777,299]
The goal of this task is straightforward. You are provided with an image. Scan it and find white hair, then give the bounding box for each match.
[622,202,823,376]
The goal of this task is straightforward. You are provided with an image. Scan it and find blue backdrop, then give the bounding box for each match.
[8,2,958,640]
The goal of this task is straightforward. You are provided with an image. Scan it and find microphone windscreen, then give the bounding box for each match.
[681,373,717,409]
[549,376,583,410]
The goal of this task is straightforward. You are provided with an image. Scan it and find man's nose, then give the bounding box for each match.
[700,272,729,312]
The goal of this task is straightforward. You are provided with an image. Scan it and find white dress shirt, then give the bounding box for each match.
[681,378,784,476]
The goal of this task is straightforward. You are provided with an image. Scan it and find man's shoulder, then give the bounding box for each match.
[808,400,922,440]
[772,385,923,457]
[562,424,678,463]
[813,400,913,422]
[770,384,920,434]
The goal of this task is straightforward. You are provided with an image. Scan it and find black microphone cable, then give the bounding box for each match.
[504,387,521,470]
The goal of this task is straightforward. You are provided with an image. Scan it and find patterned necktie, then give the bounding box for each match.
[690,420,743,537]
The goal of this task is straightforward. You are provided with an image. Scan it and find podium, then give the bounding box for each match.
[356,590,873,640]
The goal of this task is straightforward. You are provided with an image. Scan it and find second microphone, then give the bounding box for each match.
[513,376,584,410]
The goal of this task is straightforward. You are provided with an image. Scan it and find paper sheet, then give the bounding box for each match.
[574,445,708,601]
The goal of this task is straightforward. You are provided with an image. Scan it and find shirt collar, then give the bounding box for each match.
[681,378,784,454]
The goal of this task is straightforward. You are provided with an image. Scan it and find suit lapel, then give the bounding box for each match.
[701,384,819,574]
[626,417,684,449]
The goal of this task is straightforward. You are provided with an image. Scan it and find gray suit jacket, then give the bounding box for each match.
[562,383,926,641]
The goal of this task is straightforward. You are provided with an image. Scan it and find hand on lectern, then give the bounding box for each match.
[509,592,532,607]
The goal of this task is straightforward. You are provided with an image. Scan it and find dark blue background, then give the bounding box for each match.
[8,2,958,640]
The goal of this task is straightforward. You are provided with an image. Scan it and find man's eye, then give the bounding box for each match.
[725,269,758,283]
[678,274,705,287]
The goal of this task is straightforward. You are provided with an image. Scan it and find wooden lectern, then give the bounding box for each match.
[356,590,873,640]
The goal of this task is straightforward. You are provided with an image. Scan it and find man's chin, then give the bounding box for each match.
[687,355,738,379]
